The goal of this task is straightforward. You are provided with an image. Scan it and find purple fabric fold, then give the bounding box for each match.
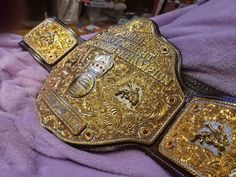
[1,0,236,176]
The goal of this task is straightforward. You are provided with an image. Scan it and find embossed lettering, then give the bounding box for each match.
[89,35,173,86]
[118,31,144,44]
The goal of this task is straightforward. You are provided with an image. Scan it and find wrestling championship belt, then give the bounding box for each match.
[20,18,236,177]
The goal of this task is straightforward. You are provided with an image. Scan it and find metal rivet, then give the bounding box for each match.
[166,96,177,106]
[84,129,94,141]
[165,140,174,149]
[139,127,151,138]
[160,46,169,54]
[66,38,72,44]
[192,104,200,112]
[47,54,54,59]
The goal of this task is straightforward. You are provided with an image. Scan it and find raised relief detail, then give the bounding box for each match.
[38,18,185,146]
[191,121,232,156]
[229,169,236,177]
[115,84,141,110]
[23,18,78,65]
[40,32,56,45]
[68,55,114,98]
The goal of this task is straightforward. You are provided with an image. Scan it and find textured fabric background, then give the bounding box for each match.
[0,0,235,176]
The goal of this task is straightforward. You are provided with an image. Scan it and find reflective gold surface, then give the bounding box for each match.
[37,18,185,145]
[159,98,236,177]
[24,18,77,65]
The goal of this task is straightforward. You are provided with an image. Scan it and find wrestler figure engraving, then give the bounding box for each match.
[68,55,114,98]
[115,84,140,107]
[191,122,230,155]
[115,83,142,110]
[40,32,56,45]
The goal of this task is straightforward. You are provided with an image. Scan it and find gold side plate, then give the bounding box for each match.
[159,98,236,177]
[37,18,185,146]
[22,18,78,66]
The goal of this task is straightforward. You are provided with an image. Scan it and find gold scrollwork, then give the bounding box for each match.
[37,18,184,146]
[159,98,236,177]
[24,18,78,65]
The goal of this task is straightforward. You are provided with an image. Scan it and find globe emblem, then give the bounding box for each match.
[68,55,114,98]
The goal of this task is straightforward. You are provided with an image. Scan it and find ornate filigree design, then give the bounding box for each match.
[23,18,77,64]
[37,18,184,145]
[159,98,236,177]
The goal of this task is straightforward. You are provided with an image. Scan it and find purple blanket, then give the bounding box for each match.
[1,0,236,176]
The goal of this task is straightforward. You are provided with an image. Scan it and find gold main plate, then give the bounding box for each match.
[159,98,236,177]
[23,18,78,65]
[37,18,185,145]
